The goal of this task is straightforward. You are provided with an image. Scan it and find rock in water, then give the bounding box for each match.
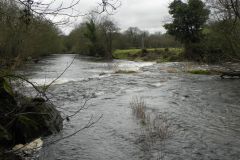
[0,77,63,159]
[220,71,240,79]
[12,138,43,153]
[12,99,64,144]
[0,77,63,146]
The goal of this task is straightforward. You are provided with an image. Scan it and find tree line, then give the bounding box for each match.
[0,0,240,64]
[0,0,179,64]
[0,0,64,66]
[64,14,181,60]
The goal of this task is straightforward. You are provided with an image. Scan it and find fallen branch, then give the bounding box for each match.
[220,71,240,79]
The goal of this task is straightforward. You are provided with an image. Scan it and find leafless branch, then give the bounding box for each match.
[2,74,46,98]
[13,0,121,26]
[43,55,76,92]
[45,114,103,146]
[95,0,121,15]
[66,97,91,120]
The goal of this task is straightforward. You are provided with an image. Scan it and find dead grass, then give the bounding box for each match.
[129,97,173,159]
[147,114,171,140]
[130,97,172,141]
[130,97,146,120]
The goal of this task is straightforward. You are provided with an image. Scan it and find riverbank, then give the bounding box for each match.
[113,48,184,62]
[112,49,240,76]
[0,76,63,159]
[112,48,240,65]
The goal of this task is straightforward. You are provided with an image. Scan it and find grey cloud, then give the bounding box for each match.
[45,0,172,34]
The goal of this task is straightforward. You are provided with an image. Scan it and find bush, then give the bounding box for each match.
[141,48,148,54]
[187,21,240,63]
[164,48,169,52]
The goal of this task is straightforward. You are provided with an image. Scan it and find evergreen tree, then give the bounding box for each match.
[164,0,210,58]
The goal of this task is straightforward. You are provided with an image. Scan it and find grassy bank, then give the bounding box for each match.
[113,48,183,62]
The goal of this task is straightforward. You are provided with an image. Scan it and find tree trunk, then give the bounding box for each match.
[184,42,193,59]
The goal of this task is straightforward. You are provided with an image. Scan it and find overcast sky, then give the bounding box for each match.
[49,0,172,34]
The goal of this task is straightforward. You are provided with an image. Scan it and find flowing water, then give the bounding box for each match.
[20,54,240,160]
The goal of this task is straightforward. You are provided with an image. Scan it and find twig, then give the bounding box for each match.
[66,98,91,120]
[44,114,103,146]
[43,55,76,92]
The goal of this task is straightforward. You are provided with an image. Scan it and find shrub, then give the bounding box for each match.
[164,48,169,52]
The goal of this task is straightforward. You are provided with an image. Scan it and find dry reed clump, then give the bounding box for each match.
[146,114,171,140]
[130,97,146,120]
[130,97,172,159]
[130,97,172,141]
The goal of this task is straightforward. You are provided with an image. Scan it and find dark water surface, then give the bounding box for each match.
[21,54,240,160]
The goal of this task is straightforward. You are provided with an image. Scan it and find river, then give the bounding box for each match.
[20,54,240,160]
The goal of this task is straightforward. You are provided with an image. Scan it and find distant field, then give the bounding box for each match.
[113,48,184,62]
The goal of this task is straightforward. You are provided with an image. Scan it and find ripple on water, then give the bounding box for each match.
[18,55,240,160]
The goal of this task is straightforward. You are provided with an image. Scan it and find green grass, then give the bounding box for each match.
[114,70,138,74]
[113,48,183,62]
[188,70,212,75]
[113,49,142,59]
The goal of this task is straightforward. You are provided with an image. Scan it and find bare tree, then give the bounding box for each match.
[15,0,121,25]
[99,16,119,59]
[124,27,142,48]
[205,0,240,60]
[206,0,240,20]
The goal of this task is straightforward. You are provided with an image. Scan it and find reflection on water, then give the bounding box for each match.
[21,54,240,160]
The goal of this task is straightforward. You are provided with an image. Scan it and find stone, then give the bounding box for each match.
[12,138,43,154]
[12,99,63,144]
[0,78,63,147]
